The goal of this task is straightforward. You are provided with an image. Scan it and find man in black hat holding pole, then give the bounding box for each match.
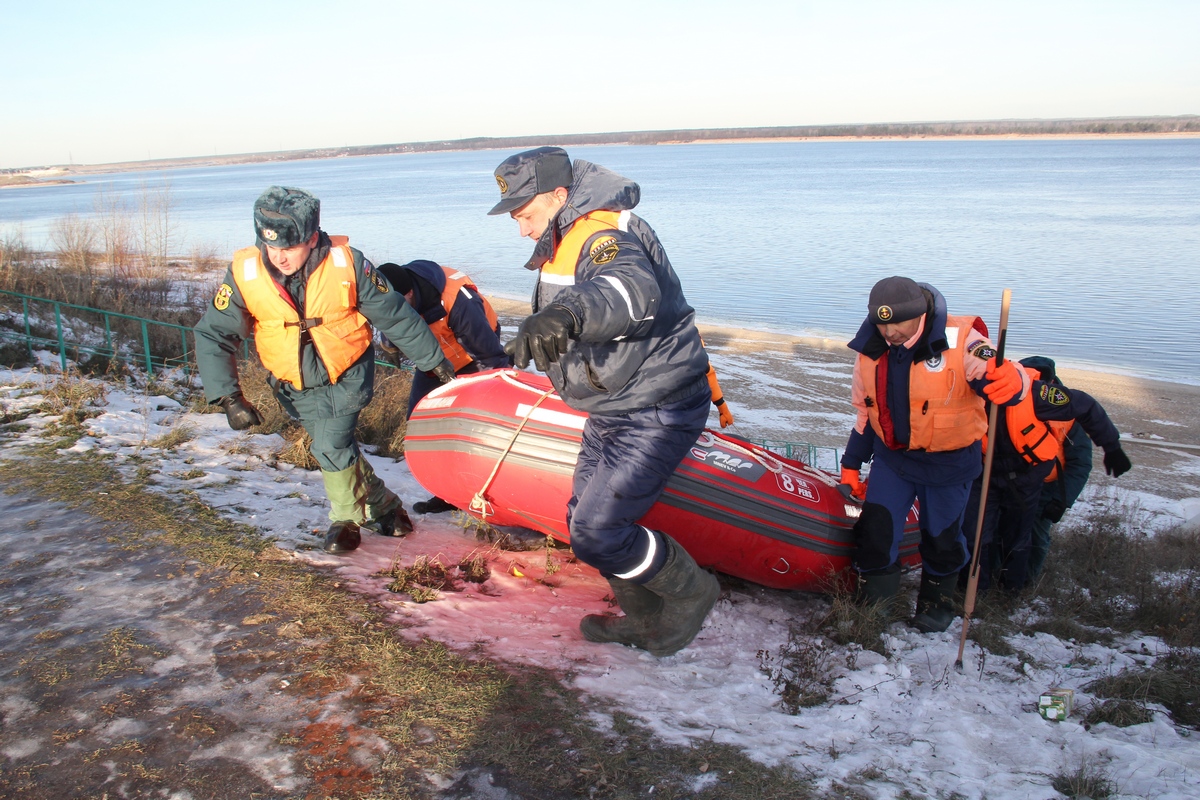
[838,276,1028,633]
[487,147,719,658]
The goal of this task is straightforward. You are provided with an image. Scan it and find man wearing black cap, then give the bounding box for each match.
[375,259,512,514]
[195,186,456,554]
[487,147,719,658]
[838,276,1029,633]
[963,355,1130,595]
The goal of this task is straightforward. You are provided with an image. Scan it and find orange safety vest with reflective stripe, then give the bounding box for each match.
[1004,365,1074,479]
[539,210,625,288]
[232,236,371,389]
[431,266,500,371]
[544,210,734,421]
[859,315,987,452]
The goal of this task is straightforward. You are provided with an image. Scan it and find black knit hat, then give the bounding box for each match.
[868,276,928,324]
[375,262,413,295]
[487,147,573,215]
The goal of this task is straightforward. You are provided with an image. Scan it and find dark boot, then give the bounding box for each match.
[579,577,664,647]
[367,504,414,537]
[639,535,721,657]
[413,496,456,515]
[909,571,958,633]
[323,521,361,554]
[857,570,903,621]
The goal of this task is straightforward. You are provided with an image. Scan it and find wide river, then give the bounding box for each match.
[3,138,1197,384]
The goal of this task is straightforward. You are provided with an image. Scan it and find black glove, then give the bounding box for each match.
[220,393,261,431]
[504,304,579,372]
[377,338,402,367]
[1041,497,1067,523]
[429,357,457,385]
[1104,446,1132,477]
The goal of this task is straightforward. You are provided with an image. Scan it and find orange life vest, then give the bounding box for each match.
[431,266,500,371]
[540,210,626,287]
[544,211,734,420]
[858,314,987,452]
[1003,365,1075,479]
[232,236,371,389]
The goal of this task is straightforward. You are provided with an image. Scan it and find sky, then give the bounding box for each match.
[2,0,1198,169]
[2,352,1199,797]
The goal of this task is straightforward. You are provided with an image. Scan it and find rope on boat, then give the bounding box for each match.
[469,385,557,520]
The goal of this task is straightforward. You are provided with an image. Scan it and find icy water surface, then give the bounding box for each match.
[2,138,1197,383]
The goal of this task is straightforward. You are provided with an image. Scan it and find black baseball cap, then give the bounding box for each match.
[487,147,573,215]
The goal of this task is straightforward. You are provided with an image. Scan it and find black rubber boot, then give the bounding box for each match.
[323,521,361,554]
[413,496,456,515]
[856,570,904,621]
[909,570,958,633]
[367,504,414,537]
[579,577,664,647]
[640,535,721,657]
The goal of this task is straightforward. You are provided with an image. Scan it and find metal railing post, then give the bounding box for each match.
[54,303,67,372]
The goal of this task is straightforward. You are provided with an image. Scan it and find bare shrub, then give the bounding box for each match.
[758,627,838,712]
[137,181,174,275]
[94,185,136,278]
[1,225,38,290]
[49,213,97,277]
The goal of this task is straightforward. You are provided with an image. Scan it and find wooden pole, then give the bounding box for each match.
[955,288,1011,671]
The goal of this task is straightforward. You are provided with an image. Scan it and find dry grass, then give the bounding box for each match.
[1051,755,1117,799]
[1084,649,1200,729]
[1024,503,1200,649]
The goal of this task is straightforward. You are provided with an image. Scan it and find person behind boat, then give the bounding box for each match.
[194,187,456,555]
[374,259,513,514]
[963,354,1130,594]
[837,276,1029,633]
[488,146,719,658]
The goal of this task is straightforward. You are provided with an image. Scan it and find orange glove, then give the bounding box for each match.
[983,357,1023,404]
[839,467,867,501]
[716,399,734,428]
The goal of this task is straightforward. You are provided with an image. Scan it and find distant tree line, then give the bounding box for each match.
[31,115,1200,174]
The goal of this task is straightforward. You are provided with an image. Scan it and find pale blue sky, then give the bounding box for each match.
[2,0,1197,168]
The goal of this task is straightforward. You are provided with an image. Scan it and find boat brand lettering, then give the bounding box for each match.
[688,445,766,479]
[776,471,819,503]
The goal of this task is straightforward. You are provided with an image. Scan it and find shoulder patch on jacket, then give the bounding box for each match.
[589,236,619,265]
[370,271,389,293]
[213,283,233,311]
[1040,384,1070,406]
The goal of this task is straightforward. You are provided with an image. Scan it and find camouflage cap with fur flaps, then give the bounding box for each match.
[253,186,320,249]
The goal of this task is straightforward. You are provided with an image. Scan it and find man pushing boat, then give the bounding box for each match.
[488,147,719,657]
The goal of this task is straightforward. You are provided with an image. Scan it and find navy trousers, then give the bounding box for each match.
[854,457,973,577]
[962,463,1052,594]
[566,388,710,581]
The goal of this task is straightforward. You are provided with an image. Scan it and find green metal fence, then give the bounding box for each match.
[0,288,204,376]
[0,289,839,466]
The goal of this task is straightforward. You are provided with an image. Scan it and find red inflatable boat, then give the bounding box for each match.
[404,369,921,591]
